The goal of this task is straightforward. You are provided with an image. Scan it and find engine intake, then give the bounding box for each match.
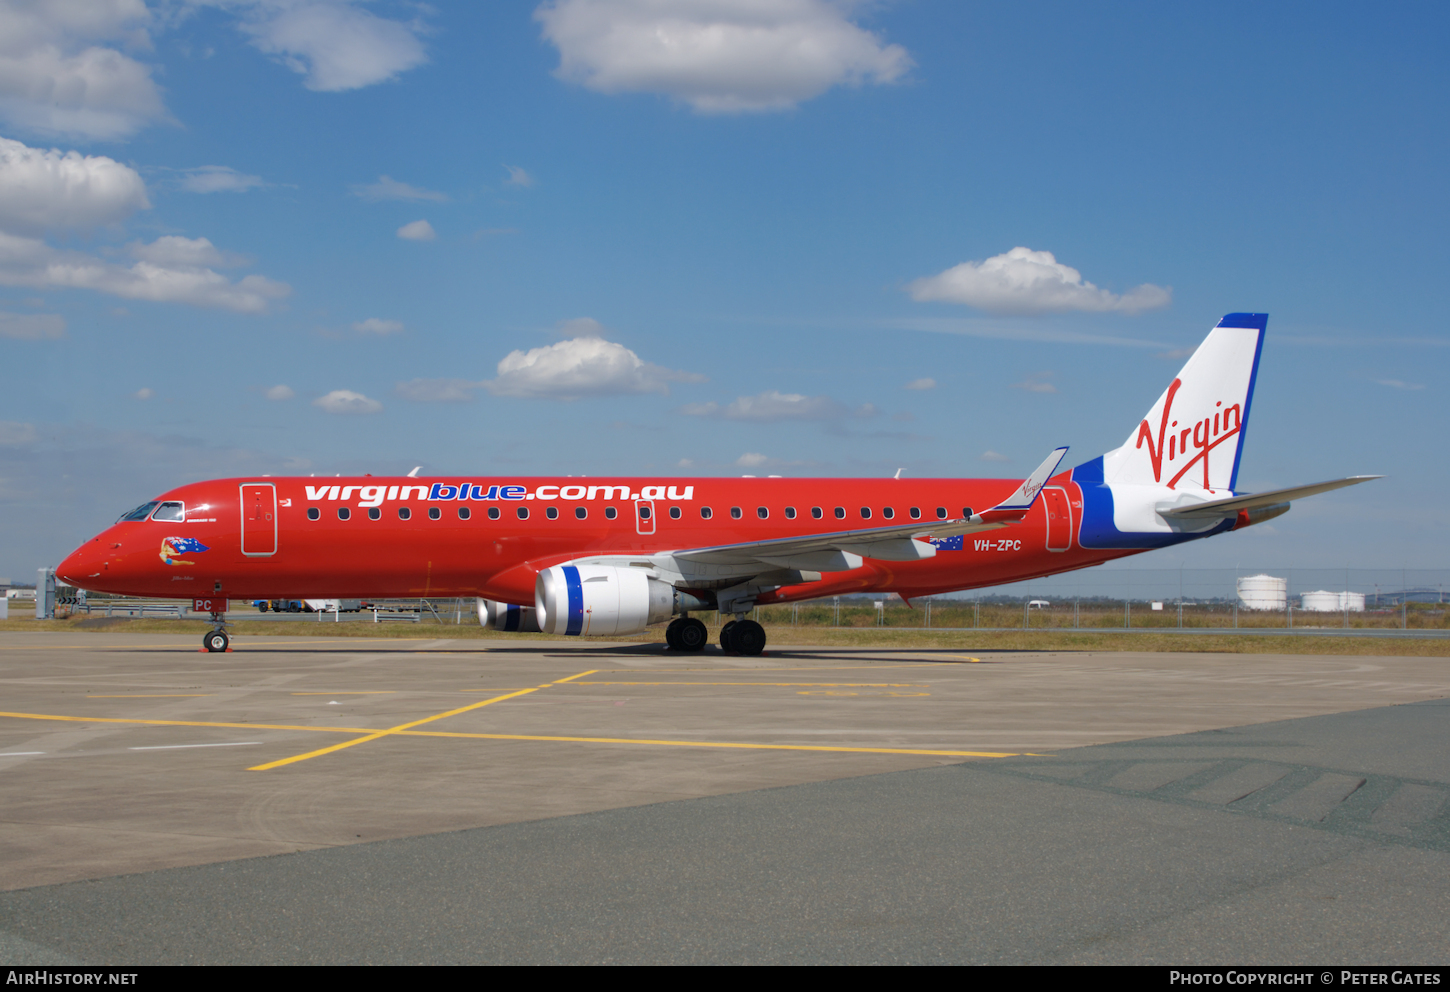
[535,565,683,636]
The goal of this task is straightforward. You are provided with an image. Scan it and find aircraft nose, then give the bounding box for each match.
[57,536,105,586]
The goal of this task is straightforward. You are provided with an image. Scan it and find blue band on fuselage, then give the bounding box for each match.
[563,565,584,636]
[1071,456,1234,550]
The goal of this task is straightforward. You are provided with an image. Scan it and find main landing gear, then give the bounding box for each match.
[719,618,766,656]
[665,616,709,652]
[202,610,230,653]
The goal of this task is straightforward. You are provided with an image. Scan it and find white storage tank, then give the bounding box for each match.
[1238,574,1287,610]
[1300,591,1366,612]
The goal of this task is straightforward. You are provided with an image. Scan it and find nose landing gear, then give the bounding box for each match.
[202,610,231,653]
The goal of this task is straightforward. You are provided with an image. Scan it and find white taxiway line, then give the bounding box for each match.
[129,742,263,750]
[0,751,45,756]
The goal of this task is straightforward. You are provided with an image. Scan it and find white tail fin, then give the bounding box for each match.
[1101,313,1266,493]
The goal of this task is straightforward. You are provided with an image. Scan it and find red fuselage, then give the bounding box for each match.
[57,473,1136,605]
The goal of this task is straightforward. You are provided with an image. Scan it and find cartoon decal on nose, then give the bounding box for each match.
[160,537,210,565]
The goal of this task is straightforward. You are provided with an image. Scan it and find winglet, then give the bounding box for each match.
[977,447,1069,522]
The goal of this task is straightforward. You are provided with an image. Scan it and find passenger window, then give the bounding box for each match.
[811,507,823,519]
[756,507,768,520]
[338,507,351,520]
[882,507,894,520]
[398,507,411,520]
[909,507,921,519]
[151,502,184,522]
[834,507,845,519]
[860,507,872,519]
[701,507,713,519]
[936,506,947,519]
[669,506,681,519]
[546,506,558,520]
[785,507,796,519]
[488,507,500,520]
[605,506,617,520]
[576,507,588,520]
[963,507,974,519]
[517,507,529,520]
[368,507,381,520]
[459,507,471,520]
[429,507,441,520]
[307,507,320,521]
[731,507,742,519]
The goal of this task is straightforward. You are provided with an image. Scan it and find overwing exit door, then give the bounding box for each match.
[240,482,277,556]
[635,499,656,536]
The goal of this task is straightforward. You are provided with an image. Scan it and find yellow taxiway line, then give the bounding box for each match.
[247,669,602,770]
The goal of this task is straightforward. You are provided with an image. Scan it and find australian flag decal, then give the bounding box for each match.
[160,536,210,565]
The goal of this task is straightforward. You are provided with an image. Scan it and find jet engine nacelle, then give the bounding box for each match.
[477,598,541,632]
[535,565,677,636]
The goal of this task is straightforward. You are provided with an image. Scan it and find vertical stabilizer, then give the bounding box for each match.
[1100,313,1266,493]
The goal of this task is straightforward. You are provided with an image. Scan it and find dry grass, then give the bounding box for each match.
[2,615,1447,655]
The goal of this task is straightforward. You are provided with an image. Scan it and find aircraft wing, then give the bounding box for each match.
[1158,475,1382,519]
[674,447,1069,568]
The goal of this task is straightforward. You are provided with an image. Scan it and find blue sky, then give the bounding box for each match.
[1,0,1446,581]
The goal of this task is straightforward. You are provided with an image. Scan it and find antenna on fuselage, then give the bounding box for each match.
[893,468,904,479]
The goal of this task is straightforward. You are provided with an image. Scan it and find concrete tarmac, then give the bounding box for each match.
[0,632,1447,964]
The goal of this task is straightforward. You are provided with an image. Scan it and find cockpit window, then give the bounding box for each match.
[117,501,159,522]
[151,502,185,522]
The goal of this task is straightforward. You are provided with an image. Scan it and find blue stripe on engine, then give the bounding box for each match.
[564,566,584,635]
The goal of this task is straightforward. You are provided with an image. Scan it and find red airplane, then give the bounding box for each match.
[57,314,1376,655]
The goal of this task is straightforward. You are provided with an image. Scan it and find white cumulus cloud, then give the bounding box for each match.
[979,450,1011,462]
[0,0,169,139]
[0,137,286,313]
[0,230,291,313]
[350,174,447,202]
[264,384,294,400]
[0,136,149,233]
[0,310,64,339]
[127,235,245,269]
[179,165,265,194]
[486,335,705,399]
[352,317,403,334]
[0,420,36,445]
[234,0,429,92]
[682,389,866,422]
[904,377,935,391]
[396,219,435,241]
[313,389,382,414]
[133,387,153,399]
[907,247,1172,316]
[536,0,912,113]
[503,164,535,187]
[395,377,478,402]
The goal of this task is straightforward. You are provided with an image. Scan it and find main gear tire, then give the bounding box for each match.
[732,619,767,656]
[677,617,708,652]
[719,620,738,654]
[665,618,684,650]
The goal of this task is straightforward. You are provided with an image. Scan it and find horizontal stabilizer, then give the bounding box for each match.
[1158,475,1382,519]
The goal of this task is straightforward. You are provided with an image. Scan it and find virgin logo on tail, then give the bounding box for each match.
[1135,378,1242,490]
